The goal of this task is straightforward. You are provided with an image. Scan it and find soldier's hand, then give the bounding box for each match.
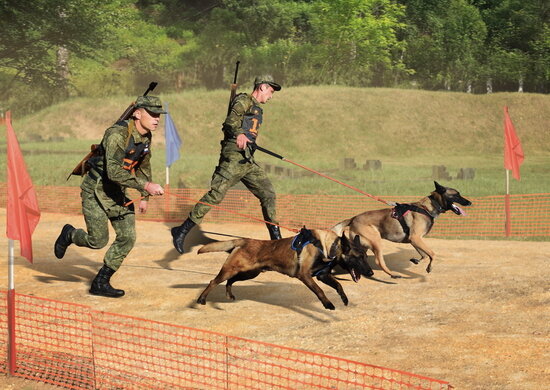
[236,134,250,150]
[144,182,164,196]
[139,200,148,213]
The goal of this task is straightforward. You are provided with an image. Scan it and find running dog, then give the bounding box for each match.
[196,227,373,310]
[332,181,471,278]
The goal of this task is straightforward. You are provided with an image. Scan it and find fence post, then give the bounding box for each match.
[504,194,511,237]
[91,310,98,390]
[225,335,230,390]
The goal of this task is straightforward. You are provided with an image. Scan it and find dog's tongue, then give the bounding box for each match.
[452,204,466,216]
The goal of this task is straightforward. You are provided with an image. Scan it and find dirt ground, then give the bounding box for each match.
[0,209,549,390]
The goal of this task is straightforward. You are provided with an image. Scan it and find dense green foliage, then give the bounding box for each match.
[0,0,548,115]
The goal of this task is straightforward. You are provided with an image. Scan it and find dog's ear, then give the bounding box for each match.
[434,181,446,194]
[340,233,352,253]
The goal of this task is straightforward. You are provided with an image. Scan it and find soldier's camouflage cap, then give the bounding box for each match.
[135,96,167,114]
[254,75,281,91]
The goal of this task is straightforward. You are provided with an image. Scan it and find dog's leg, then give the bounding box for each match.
[353,231,401,279]
[409,246,427,265]
[370,241,401,279]
[197,262,245,305]
[409,235,435,273]
[297,274,335,310]
[316,273,348,306]
[226,270,262,301]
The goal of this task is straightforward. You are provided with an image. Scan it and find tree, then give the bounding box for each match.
[0,0,126,97]
[400,0,486,91]
[478,0,550,92]
[307,0,406,86]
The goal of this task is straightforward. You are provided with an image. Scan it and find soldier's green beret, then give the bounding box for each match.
[135,96,166,114]
[254,75,281,91]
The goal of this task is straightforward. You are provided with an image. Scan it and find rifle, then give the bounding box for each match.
[117,81,158,122]
[227,61,240,116]
[66,143,100,180]
[67,82,158,180]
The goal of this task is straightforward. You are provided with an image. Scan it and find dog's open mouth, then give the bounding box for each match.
[350,268,360,283]
[451,203,466,216]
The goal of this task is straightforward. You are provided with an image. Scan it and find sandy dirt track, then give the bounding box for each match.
[0,210,549,390]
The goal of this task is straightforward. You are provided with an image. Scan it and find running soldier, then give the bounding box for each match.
[171,75,282,254]
[54,96,165,297]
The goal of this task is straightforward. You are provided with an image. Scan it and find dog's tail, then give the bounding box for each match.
[331,218,351,236]
[198,239,246,254]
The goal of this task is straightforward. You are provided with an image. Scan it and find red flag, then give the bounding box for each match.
[6,111,41,263]
[503,106,524,181]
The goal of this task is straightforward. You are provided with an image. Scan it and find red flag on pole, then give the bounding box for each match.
[5,110,41,263]
[503,106,524,181]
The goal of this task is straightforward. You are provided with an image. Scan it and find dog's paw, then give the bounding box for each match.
[410,258,420,265]
[426,266,432,273]
[390,274,402,279]
[341,296,349,306]
[324,302,336,310]
[197,297,207,305]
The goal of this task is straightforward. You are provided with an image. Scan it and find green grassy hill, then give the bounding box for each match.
[1,86,549,196]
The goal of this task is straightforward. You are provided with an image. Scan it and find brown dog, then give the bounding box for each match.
[332,182,471,278]
[196,227,372,310]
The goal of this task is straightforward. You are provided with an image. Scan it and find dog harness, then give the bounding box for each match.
[291,227,323,254]
[291,227,336,277]
[391,203,435,238]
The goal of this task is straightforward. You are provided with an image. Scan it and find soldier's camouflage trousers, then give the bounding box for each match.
[189,153,277,225]
[72,189,136,271]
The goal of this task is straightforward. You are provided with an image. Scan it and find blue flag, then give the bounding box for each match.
[164,102,182,167]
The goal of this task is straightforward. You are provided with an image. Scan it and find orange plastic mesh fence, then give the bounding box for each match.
[0,291,452,389]
[0,184,549,238]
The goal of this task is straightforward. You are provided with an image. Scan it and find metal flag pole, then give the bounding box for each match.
[7,239,17,374]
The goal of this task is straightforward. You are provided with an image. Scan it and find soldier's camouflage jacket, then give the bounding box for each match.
[221,93,263,159]
[81,121,152,219]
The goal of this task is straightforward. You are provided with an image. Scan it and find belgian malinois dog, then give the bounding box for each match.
[196,227,373,310]
[332,182,471,278]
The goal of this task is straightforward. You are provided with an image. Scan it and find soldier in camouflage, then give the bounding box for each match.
[171,75,282,254]
[53,96,166,298]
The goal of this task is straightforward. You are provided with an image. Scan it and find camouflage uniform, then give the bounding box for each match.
[189,93,277,225]
[54,95,165,297]
[71,120,153,271]
[171,75,281,254]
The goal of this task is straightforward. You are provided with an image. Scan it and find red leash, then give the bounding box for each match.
[254,145,396,206]
[165,190,299,233]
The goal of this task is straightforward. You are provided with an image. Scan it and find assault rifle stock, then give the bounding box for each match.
[66,143,100,180]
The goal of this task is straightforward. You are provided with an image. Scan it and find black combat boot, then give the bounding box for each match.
[54,224,75,259]
[89,265,125,298]
[266,224,282,240]
[171,218,196,254]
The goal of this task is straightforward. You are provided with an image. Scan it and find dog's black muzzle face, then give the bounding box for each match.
[338,255,374,282]
[435,181,472,215]
[446,193,472,215]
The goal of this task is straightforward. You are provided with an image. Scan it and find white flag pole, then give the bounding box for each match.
[8,239,17,374]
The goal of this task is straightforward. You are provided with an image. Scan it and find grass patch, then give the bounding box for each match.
[1,86,548,197]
